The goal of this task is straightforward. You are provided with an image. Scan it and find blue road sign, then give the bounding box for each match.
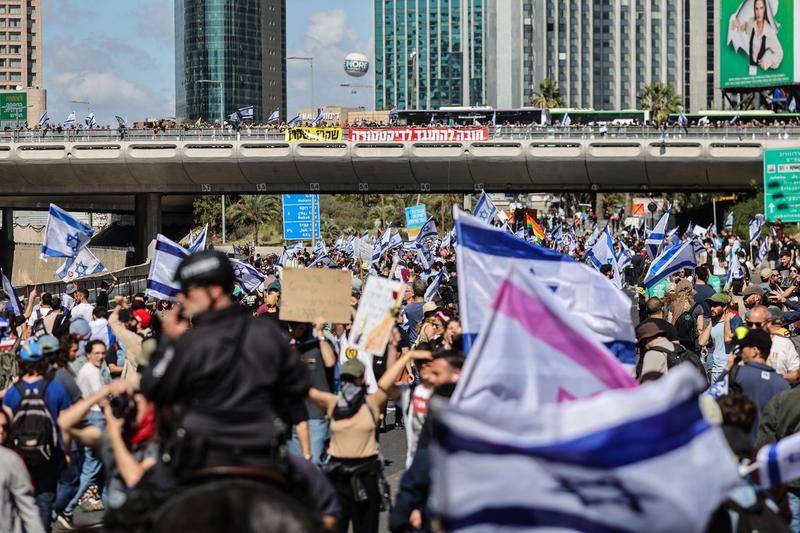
[282,194,321,240]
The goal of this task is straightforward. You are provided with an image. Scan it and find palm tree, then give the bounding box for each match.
[531,79,563,108]
[321,219,341,242]
[226,195,279,245]
[421,194,463,230]
[638,82,682,125]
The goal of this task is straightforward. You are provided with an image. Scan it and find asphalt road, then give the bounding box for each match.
[56,407,409,532]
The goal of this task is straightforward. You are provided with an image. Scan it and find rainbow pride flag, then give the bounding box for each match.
[526,213,545,242]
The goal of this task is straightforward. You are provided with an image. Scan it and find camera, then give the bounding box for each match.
[109,393,137,421]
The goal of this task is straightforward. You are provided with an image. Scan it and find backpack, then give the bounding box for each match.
[30,309,47,339]
[649,345,709,384]
[708,488,790,533]
[674,303,700,347]
[9,378,58,468]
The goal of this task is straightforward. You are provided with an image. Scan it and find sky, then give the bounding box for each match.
[41,1,373,125]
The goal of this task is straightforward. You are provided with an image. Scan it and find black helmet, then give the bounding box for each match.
[174,250,235,293]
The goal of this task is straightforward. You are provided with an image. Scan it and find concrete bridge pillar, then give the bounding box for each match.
[134,193,162,265]
[0,208,14,278]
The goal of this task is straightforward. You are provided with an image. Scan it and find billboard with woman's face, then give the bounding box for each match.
[721,0,797,88]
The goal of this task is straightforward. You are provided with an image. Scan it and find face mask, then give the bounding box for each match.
[332,381,367,420]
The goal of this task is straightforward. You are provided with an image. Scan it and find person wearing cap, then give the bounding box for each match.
[758,267,773,292]
[698,293,742,384]
[308,349,433,533]
[640,297,679,344]
[140,250,310,477]
[2,340,73,531]
[635,321,675,377]
[749,305,800,384]
[722,328,789,441]
[741,284,765,311]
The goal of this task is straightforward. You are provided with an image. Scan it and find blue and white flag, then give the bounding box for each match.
[145,234,189,302]
[433,366,740,533]
[402,241,417,253]
[238,105,254,120]
[115,115,126,127]
[678,110,688,125]
[311,108,324,126]
[424,269,445,302]
[726,251,745,287]
[617,239,633,272]
[227,112,240,123]
[440,230,451,251]
[455,207,636,364]
[562,112,571,128]
[314,239,327,256]
[266,107,279,124]
[0,268,20,315]
[287,114,301,126]
[231,258,265,294]
[759,238,770,263]
[41,204,94,259]
[757,432,800,488]
[56,247,106,281]
[730,114,739,125]
[416,216,438,242]
[388,106,399,119]
[725,212,734,230]
[64,111,76,127]
[645,209,670,260]
[386,230,403,251]
[473,191,497,223]
[416,242,431,272]
[85,112,96,128]
[38,111,49,126]
[749,213,765,242]
[643,241,697,289]
[186,224,208,254]
[586,226,622,289]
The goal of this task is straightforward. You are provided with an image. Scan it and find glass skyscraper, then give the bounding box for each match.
[374,0,486,110]
[175,0,286,124]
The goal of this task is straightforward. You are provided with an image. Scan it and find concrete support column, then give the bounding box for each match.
[0,208,14,277]
[134,193,162,265]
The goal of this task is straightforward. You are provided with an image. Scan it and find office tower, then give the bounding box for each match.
[175,0,286,123]
[0,0,41,91]
[374,0,486,110]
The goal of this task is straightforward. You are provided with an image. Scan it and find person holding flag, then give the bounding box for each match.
[525,213,545,243]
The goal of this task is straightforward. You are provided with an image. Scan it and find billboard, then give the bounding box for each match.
[404,204,427,239]
[720,0,797,89]
[764,148,800,222]
[0,92,27,121]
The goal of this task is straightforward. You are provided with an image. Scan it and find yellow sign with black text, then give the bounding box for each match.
[284,128,343,142]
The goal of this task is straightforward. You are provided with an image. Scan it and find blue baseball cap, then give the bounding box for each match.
[20,341,44,362]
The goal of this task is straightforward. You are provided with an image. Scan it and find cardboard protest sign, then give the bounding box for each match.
[279,268,352,323]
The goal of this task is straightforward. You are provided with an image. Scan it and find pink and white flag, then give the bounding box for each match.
[452,263,638,421]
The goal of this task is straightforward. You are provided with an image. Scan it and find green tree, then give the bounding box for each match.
[638,82,682,125]
[226,195,280,245]
[728,192,764,242]
[320,219,341,243]
[193,196,222,238]
[530,79,563,108]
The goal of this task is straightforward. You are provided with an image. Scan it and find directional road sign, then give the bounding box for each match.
[282,194,321,240]
[764,149,800,223]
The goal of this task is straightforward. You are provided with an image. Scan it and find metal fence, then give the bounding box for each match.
[15,264,151,307]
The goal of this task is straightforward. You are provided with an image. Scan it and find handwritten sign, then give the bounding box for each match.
[279,268,352,323]
[348,276,404,356]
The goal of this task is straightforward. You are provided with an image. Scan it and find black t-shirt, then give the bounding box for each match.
[640,318,679,343]
[296,339,333,420]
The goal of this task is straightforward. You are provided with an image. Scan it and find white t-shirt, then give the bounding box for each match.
[404,384,433,469]
[768,334,800,376]
[71,302,95,324]
[76,363,105,412]
[26,306,52,327]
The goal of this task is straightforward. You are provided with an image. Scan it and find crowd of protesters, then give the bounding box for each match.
[5,203,800,531]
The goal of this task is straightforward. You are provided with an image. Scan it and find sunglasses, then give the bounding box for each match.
[746,321,764,328]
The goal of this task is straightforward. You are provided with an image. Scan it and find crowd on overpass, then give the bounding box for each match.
[3,199,800,531]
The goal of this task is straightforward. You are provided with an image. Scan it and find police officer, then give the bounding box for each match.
[139,250,310,473]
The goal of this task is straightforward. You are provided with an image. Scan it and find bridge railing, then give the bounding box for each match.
[0,125,797,143]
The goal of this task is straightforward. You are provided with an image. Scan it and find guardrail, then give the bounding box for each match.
[14,264,151,306]
[0,125,797,143]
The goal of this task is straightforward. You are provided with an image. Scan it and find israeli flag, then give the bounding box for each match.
[725,212,734,230]
[231,258,265,294]
[402,241,417,253]
[416,216,438,242]
[678,110,688,125]
[388,106,399,119]
[759,238,770,263]
[726,252,745,287]
[0,268,21,315]
[433,366,740,533]
[56,247,107,281]
[38,111,49,126]
[473,191,497,223]
[440,230,451,251]
[617,239,633,271]
[187,224,208,254]
[115,115,126,127]
[311,108,324,126]
[416,242,431,272]
[145,234,189,302]
[238,105,254,120]
[64,111,77,127]
[262,107,278,124]
[41,204,94,259]
[749,213,765,242]
[757,432,800,488]
[643,241,697,289]
[287,114,301,126]
[730,114,739,125]
[455,207,636,364]
[586,226,622,289]
[314,239,327,256]
[424,269,445,302]
[562,112,571,127]
[227,112,240,123]
[85,112,97,127]
[645,209,670,260]
[387,230,403,251]
[378,224,393,252]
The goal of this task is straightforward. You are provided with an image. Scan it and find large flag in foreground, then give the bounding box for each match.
[452,264,637,417]
[455,207,636,363]
[41,204,94,258]
[432,366,740,533]
[145,235,189,301]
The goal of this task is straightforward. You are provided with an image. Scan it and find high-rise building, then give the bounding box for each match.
[374,0,486,110]
[487,0,719,111]
[0,0,42,91]
[175,0,286,124]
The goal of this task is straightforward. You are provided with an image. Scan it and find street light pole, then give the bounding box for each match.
[288,56,314,110]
